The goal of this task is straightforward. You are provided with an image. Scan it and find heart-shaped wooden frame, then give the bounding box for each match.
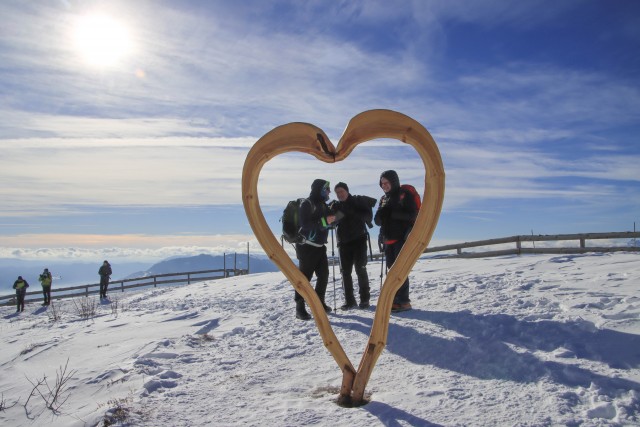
[242,109,445,405]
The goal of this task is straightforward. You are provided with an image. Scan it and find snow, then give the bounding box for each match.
[1,252,639,426]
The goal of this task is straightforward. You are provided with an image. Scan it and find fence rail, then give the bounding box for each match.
[1,268,248,307]
[362,231,639,261]
[423,231,640,258]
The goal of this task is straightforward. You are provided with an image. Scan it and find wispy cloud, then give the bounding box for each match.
[1,1,638,260]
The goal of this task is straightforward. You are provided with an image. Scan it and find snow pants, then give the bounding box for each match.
[294,243,329,306]
[339,235,370,305]
[385,239,410,304]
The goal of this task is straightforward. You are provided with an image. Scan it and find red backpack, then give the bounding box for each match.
[400,184,421,221]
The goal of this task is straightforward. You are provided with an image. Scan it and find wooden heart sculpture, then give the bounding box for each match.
[242,109,445,406]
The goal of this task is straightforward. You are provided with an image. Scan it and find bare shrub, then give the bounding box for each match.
[101,397,131,426]
[109,297,127,317]
[24,359,76,414]
[100,393,152,426]
[200,332,215,342]
[47,301,63,322]
[72,297,98,319]
[0,393,18,412]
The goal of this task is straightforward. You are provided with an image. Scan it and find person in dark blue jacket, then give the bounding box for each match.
[294,179,336,320]
[374,170,418,312]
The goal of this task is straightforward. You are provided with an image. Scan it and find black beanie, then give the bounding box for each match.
[334,182,349,193]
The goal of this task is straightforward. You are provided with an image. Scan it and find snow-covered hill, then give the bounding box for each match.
[1,252,639,426]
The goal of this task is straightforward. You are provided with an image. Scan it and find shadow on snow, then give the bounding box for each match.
[332,309,640,393]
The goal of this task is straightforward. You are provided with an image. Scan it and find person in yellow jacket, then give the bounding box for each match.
[39,268,52,306]
[13,275,29,313]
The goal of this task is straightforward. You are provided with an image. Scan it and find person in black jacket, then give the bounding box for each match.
[331,182,376,310]
[374,170,418,312]
[13,275,29,312]
[99,260,112,299]
[294,179,336,320]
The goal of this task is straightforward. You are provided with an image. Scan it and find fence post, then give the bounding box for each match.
[516,237,521,254]
[121,281,124,292]
[154,276,157,288]
[86,286,89,297]
[580,238,586,248]
[187,273,191,285]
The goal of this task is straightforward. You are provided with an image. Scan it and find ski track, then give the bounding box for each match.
[0,253,639,426]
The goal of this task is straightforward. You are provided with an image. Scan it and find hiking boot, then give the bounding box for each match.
[296,307,311,321]
[322,303,332,313]
[359,301,370,309]
[340,302,357,310]
[391,302,412,313]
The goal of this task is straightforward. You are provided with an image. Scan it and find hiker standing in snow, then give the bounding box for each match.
[38,268,52,306]
[13,275,29,312]
[99,260,112,299]
[294,179,336,320]
[374,170,418,312]
[331,182,376,310]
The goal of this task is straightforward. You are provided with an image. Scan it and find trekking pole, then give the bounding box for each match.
[378,237,385,291]
[331,227,336,312]
[367,231,374,262]
[335,231,344,293]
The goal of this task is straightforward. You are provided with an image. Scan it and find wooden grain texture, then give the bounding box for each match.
[241,109,445,405]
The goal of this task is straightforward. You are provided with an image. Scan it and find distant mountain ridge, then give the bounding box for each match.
[126,254,279,279]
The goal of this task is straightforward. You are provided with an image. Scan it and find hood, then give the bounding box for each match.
[379,170,400,193]
[310,179,329,200]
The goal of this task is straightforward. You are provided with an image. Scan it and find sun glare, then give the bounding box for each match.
[72,14,133,68]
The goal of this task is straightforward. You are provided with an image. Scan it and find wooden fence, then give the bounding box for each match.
[423,231,639,258]
[362,231,639,261]
[0,268,248,307]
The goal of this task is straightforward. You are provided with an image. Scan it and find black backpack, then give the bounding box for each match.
[281,198,314,244]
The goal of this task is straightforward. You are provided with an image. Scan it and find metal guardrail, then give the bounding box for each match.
[1,268,248,307]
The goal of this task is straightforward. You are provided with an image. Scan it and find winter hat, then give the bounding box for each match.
[380,170,400,191]
[18,276,23,280]
[334,182,349,193]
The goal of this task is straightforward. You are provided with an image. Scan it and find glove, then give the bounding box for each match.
[379,195,389,208]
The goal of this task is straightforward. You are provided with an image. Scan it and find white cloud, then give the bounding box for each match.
[0,233,261,262]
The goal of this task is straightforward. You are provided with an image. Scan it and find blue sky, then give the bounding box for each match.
[0,0,638,263]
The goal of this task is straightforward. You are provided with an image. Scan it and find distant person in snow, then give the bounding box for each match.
[374,170,418,312]
[13,275,29,312]
[39,268,52,306]
[99,260,112,299]
[330,182,376,310]
[294,179,336,320]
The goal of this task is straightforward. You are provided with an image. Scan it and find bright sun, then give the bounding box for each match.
[72,14,133,68]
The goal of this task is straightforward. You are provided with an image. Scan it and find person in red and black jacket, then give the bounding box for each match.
[294,179,337,320]
[374,170,418,312]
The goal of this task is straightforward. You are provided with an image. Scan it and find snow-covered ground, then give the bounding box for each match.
[1,252,639,426]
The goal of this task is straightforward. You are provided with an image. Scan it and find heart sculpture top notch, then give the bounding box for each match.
[241,109,445,406]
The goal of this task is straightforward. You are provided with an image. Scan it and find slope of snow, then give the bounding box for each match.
[1,252,639,426]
